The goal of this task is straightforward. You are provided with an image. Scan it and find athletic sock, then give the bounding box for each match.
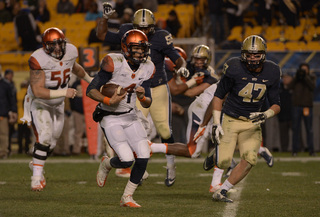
[32,158,45,177]
[123,180,138,197]
[150,142,168,153]
[211,166,224,186]
[221,179,234,192]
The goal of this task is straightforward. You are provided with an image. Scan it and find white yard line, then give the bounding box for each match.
[223,177,246,217]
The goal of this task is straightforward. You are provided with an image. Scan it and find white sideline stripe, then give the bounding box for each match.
[223,177,246,217]
[0,157,319,164]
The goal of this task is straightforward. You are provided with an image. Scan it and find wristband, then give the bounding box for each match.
[185,78,196,88]
[83,73,93,83]
[138,96,146,102]
[49,89,67,99]
[103,97,110,105]
[212,110,221,125]
[264,109,275,119]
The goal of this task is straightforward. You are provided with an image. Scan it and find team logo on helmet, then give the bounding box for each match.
[42,27,66,60]
[121,29,150,65]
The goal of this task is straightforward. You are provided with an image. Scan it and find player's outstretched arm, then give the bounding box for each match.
[72,62,93,83]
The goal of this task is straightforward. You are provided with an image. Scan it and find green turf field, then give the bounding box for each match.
[0,153,319,217]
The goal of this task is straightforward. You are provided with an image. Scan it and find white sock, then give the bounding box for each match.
[123,180,138,197]
[221,179,234,191]
[150,142,167,153]
[166,154,175,166]
[258,146,265,154]
[211,166,224,186]
[32,158,45,177]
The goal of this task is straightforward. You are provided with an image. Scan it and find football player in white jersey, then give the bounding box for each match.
[86,29,155,208]
[22,27,93,191]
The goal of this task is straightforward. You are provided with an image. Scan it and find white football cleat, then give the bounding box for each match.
[96,156,112,187]
[115,168,131,178]
[213,189,233,203]
[120,195,141,208]
[209,183,222,193]
[165,164,176,187]
[31,175,46,191]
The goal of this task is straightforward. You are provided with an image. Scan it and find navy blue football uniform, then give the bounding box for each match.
[104,24,181,88]
[215,57,281,119]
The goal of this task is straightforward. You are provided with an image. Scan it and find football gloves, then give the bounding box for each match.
[211,124,224,145]
[102,2,115,19]
[193,126,206,143]
[176,67,190,78]
[249,112,267,125]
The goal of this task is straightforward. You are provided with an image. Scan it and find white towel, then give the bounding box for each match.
[20,94,33,126]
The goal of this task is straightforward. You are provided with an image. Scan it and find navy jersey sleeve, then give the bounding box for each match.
[104,24,133,44]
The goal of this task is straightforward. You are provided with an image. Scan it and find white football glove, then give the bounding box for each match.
[102,2,115,19]
[176,67,190,78]
[193,126,206,143]
[249,112,267,125]
[211,124,224,144]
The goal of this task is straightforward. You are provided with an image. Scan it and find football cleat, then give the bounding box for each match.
[31,175,46,191]
[213,189,233,203]
[165,164,176,187]
[29,161,46,190]
[203,148,216,171]
[115,168,131,178]
[259,147,274,167]
[120,195,141,208]
[209,183,222,193]
[96,156,112,187]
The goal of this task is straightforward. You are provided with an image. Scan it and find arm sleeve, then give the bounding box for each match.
[86,69,113,94]
[141,79,152,101]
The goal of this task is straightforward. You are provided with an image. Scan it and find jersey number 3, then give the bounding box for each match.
[238,82,266,102]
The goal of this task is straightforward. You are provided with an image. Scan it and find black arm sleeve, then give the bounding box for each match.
[86,69,113,95]
[141,79,152,102]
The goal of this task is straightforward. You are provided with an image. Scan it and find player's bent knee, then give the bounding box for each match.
[120,161,134,168]
[33,142,50,160]
[217,158,233,169]
[243,153,258,166]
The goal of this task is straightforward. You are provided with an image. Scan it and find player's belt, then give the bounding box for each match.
[92,106,133,122]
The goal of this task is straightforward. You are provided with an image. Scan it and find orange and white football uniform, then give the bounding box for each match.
[99,53,155,161]
[186,83,217,158]
[27,43,78,149]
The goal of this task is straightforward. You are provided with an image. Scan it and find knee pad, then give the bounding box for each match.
[243,152,258,166]
[33,143,50,160]
[110,157,134,168]
[157,123,171,140]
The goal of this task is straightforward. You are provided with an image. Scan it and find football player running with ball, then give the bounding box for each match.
[22,27,93,191]
[86,30,154,208]
[96,4,190,186]
[195,35,281,202]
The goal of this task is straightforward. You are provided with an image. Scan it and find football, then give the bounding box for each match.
[100,83,126,98]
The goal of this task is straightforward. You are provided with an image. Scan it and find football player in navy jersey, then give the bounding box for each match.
[96,3,190,186]
[195,35,281,202]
